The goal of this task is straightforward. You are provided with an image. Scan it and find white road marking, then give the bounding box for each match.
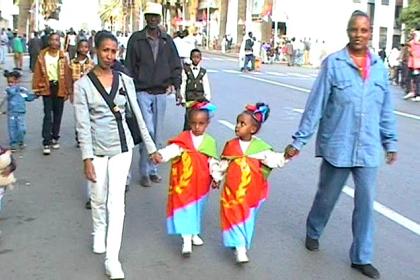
[223,69,242,74]
[206,69,219,73]
[266,71,287,76]
[250,71,263,75]
[342,186,420,235]
[241,75,420,121]
[292,108,304,114]
[394,111,420,121]
[213,57,224,61]
[241,75,311,93]
[218,118,420,236]
[288,73,311,78]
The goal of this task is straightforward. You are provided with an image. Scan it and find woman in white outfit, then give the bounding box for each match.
[74,31,158,279]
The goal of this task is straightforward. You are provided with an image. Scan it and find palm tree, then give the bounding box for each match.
[99,0,123,31]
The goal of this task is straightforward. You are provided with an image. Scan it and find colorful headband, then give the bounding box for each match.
[187,101,217,113]
[245,103,270,123]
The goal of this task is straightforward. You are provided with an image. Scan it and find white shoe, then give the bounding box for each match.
[404,92,415,99]
[411,96,420,102]
[93,233,106,254]
[43,145,51,155]
[181,241,192,257]
[235,247,249,263]
[105,260,125,279]
[51,139,60,149]
[192,235,204,246]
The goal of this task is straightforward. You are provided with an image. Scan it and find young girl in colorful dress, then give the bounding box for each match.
[156,101,221,257]
[218,103,286,263]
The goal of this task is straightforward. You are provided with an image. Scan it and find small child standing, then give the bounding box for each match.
[218,103,286,263]
[156,101,221,256]
[179,48,211,130]
[3,70,37,151]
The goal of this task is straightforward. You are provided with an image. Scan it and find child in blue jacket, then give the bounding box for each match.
[2,70,37,151]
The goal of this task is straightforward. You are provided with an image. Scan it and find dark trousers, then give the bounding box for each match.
[29,52,39,72]
[42,83,64,145]
[414,72,420,97]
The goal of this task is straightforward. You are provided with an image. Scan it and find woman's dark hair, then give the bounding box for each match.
[4,69,22,79]
[94,30,118,49]
[347,10,370,31]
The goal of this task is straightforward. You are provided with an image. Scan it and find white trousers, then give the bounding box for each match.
[90,150,132,262]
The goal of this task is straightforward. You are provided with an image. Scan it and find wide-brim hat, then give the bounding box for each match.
[144,2,162,17]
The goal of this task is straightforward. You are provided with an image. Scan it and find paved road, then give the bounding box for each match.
[0,54,419,280]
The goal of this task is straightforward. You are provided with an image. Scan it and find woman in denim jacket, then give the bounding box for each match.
[284,10,397,279]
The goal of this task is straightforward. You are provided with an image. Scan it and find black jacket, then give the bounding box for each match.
[125,28,182,92]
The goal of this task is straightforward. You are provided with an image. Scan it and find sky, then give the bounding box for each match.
[49,0,101,31]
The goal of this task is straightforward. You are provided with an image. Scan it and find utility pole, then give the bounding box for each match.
[206,2,210,49]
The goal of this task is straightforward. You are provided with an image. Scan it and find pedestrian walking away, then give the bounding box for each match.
[32,32,73,155]
[125,1,182,188]
[155,101,220,257]
[73,31,159,280]
[284,10,397,279]
[28,32,43,72]
[217,103,286,264]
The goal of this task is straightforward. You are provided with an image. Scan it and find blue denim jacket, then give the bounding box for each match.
[292,47,397,167]
[5,86,37,113]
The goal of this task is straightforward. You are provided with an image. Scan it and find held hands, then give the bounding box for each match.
[149,152,163,164]
[386,152,397,165]
[84,159,96,182]
[211,179,220,189]
[284,144,300,160]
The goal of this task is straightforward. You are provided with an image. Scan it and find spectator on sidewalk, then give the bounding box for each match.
[388,45,401,86]
[28,31,43,72]
[32,32,72,155]
[125,2,182,188]
[0,28,8,66]
[11,32,24,70]
[406,27,420,101]
[240,32,256,72]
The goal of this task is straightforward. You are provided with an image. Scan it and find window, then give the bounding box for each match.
[367,2,375,26]
[382,0,389,5]
[379,27,387,49]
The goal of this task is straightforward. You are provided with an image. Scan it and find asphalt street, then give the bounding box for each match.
[0,53,419,280]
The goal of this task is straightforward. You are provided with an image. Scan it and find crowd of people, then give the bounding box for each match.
[0,5,406,280]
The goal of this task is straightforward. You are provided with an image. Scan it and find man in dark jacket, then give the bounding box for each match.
[28,31,42,72]
[125,2,181,188]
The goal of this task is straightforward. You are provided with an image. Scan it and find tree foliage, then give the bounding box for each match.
[400,0,420,31]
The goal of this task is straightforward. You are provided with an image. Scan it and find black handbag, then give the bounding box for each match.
[119,73,142,145]
[87,71,142,153]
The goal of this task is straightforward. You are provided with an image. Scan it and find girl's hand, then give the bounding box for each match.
[84,159,96,182]
[211,180,220,189]
[284,144,299,159]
